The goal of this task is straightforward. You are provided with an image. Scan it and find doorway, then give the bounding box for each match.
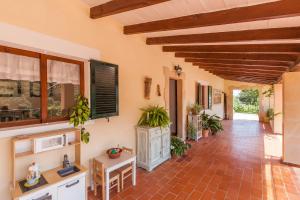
[169,79,178,136]
[233,89,259,121]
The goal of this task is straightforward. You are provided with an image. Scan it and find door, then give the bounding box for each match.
[224,93,227,119]
[20,187,57,200]
[150,134,162,165]
[57,177,85,200]
[169,79,178,136]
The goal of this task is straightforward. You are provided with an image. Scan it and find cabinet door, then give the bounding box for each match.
[150,135,162,165]
[20,187,57,200]
[162,133,170,159]
[57,177,85,200]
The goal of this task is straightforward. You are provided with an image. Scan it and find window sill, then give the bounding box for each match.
[0,120,95,139]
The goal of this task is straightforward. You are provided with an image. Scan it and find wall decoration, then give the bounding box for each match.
[144,77,152,100]
[213,89,222,104]
[157,84,161,96]
[0,80,22,97]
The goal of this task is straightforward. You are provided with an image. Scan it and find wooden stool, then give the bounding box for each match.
[93,159,120,199]
[116,147,134,190]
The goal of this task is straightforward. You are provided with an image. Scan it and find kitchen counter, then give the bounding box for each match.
[12,164,87,199]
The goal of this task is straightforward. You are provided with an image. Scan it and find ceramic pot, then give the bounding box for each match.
[202,129,209,138]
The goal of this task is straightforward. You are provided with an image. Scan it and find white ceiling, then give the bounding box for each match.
[82,0,300,42]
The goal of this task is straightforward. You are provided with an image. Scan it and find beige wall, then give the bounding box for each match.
[0,0,224,199]
[273,84,283,134]
[282,72,300,165]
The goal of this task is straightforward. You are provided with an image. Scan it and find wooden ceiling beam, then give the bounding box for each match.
[194,63,289,72]
[185,58,294,67]
[219,75,276,82]
[175,52,299,62]
[206,70,281,77]
[197,65,287,74]
[219,76,274,84]
[147,26,300,45]
[163,44,300,53]
[90,0,170,19]
[124,0,300,34]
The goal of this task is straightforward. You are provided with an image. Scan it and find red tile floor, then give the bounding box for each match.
[89,120,300,200]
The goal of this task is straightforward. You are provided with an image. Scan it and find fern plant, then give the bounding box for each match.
[70,95,91,144]
[138,105,170,127]
[171,136,191,157]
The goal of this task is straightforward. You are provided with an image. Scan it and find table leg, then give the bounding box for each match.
[132,159,136,186]
[105,170,110,200]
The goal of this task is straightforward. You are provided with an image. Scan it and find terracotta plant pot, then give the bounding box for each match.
[202,129,209,138]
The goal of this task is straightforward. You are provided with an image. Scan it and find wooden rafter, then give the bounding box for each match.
[124,0,300,34]
[194,63,289,72]
[163,44,300,53]
[147,26,300,45]
[219,75,275,84]
[175,52,299,62]
[197,65,288,74]
[90,0,170,19]
[185,58,294,67]
[206,69,281,77]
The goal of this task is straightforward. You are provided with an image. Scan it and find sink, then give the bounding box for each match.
[57,166,80,177]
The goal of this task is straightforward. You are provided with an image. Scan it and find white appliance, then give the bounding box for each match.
[34,135,65,153]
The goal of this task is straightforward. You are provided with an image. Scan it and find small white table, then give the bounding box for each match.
[94,152,136,200]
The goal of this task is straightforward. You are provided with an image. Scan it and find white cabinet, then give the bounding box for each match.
[136,126,170,171]
[57,176,85,200]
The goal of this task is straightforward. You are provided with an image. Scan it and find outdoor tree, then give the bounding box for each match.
[238,89,259,106]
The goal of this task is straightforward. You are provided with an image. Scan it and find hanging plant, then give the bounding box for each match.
[70,95,91,144]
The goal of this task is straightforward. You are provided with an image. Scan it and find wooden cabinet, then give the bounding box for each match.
[187,114,202,141]
[136,126,170,171]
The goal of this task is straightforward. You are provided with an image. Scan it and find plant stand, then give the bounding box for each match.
[187,114,202,141]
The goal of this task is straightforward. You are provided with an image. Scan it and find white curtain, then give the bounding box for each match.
[47,60,80,85]
[0,52,40,81]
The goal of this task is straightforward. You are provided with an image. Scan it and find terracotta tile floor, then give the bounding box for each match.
[89,120,300,200]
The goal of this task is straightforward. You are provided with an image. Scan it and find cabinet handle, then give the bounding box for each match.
[32,192,50,200]
[66,180,80,188]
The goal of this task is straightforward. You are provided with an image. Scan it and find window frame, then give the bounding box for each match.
[0,45,84,128]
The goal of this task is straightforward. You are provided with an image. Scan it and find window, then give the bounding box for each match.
[0,45,84,128]
[90,60,119,119]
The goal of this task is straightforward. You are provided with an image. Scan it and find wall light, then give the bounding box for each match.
[174,65,182,76]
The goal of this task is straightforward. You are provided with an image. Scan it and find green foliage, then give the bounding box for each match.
[189,103,202,115]
[263,86,274,98]
[187,122,197,140]
[138,105,170,127]
[70,95,91,144]
[238,89,259,106]
[171,136,191,157]
[233,101,259,114]
[266,108,281,121]
[201,113,223,134]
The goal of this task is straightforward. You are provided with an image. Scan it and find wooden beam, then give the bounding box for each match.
[206,69,281,77]
[197,65,288,73]
[124,0,300,34]
[147,26,300,45]
[219,75,276,84]
[185,58,293,67]
[163,44,300,53]
[194,63,289,72]
[175,52,299,62]
[90,0,170,19]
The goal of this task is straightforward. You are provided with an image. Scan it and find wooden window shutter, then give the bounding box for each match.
[208,86,213,109]
[90,60,119,119]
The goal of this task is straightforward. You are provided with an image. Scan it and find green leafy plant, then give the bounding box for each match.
[201,113,210,130]
[208,114,223,135]
[266,108,281,121]
[201,113,223,135]
[187,122,197,140]
[189,103,202,115]
[171,136,191,157]
[138,105,170,127]
[70,95,91,144]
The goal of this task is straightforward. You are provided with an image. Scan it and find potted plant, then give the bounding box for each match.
[171,136,191,157]
[208,114,223,135]
[189,103,202,115]
[138,105,170,128]
[201,113,210,138]
[70,95,91,144]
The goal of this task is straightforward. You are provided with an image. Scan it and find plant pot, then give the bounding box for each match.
[202,129,209,138]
